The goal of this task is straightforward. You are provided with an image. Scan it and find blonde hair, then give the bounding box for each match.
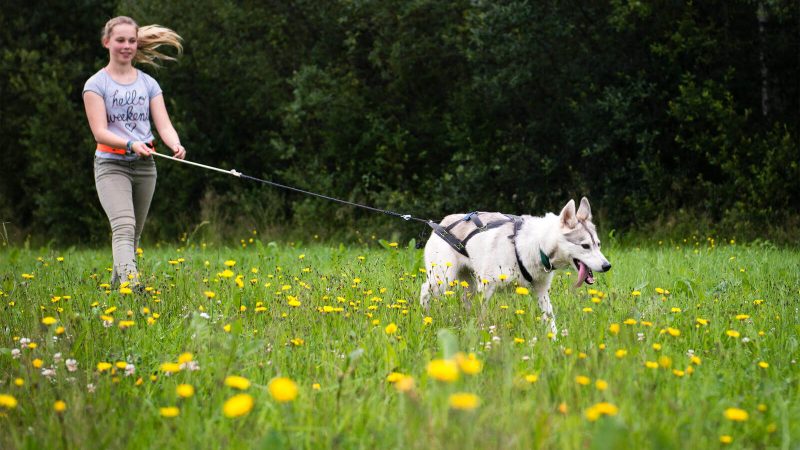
[102,16,183,67]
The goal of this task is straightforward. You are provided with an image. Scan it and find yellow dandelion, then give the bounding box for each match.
[595,379,608,391]
[720,435,733,444]
[386,372,406,383]
[178,353,193,364]
[645,361,659,369]
[160,406,180,418]
[696,317,709,326]
[97,362,112,372]
[667,327,681,337]
[726,330,740,338]
[41,316,57,325]
[204,291,216,299]
[575,375,591,386]
[515,287,529,295]
[384,323,398,335]
[758,361,769,369]
[525,374,539,383]
[53,400,67,413]
[609,323,620,335]
[0,394,18,409]
[160,362,182,374]
[449,392,480,411]
[224,375,251,390]
[223,394,254,418]
[614,349,628,359]
[455,353,483,375]
[427,359,459,382]
[268,377,299,403]
[723,407,749,422]
[585,402,618,421]
[176,384,195,398]
[423,316,433,325]
[32,359,43,369]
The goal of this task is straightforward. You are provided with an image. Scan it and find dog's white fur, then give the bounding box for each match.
[419,197,611,335]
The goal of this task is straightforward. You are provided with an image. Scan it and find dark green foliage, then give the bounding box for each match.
[1,0,797,245]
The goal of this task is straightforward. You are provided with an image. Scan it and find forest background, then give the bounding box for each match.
[1,0,797,246]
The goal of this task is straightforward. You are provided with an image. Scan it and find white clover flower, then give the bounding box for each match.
[11,348,21,359]
[125,364,136,377]
[66,359,78,372]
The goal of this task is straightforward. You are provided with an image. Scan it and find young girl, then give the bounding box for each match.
[83,16,186,286]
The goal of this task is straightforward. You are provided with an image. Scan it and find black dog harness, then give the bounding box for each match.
[427,212,554,283]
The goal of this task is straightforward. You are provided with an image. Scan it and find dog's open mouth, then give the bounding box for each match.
[574,259,595,287]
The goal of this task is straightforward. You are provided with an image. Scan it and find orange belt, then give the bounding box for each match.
[96,141,155,155]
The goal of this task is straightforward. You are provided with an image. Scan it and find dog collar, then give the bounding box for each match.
[540,249,554,272]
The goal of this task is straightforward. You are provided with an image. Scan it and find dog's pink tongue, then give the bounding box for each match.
[574,261,589,288]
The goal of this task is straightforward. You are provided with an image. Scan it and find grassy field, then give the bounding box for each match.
[1,236,798,449]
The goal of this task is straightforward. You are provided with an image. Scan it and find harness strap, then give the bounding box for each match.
[427,220,470,257]
[461,219,511,247]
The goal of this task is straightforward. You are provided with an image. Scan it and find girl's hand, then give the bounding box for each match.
[132,141,153,158]
[172,143,186,160]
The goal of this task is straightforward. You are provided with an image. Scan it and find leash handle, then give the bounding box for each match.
[151,151,242,177]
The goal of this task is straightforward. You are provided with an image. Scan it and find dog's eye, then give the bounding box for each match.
[581,244,590,250]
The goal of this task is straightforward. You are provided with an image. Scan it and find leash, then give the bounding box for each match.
[150,151,430,224]
[150,151,549,280]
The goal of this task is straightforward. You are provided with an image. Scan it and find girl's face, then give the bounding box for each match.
[104,23,137,65]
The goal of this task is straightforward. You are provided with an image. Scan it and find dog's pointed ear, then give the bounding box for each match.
[560,199,577,229]
[576,197,592,222]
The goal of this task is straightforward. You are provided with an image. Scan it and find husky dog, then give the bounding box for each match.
[419,197,611,335]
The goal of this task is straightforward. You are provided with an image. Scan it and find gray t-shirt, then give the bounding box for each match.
[83,68,163,161]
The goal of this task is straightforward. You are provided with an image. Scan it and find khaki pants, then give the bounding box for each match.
[94,156,157,285]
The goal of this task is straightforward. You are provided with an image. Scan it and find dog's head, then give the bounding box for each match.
[558,197,611,287]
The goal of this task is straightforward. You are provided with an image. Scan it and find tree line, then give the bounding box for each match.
[1,0,797,245]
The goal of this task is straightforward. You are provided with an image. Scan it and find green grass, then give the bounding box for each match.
[1,238,798,449]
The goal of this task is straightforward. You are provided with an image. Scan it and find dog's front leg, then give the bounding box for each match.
[537,292,558,338]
